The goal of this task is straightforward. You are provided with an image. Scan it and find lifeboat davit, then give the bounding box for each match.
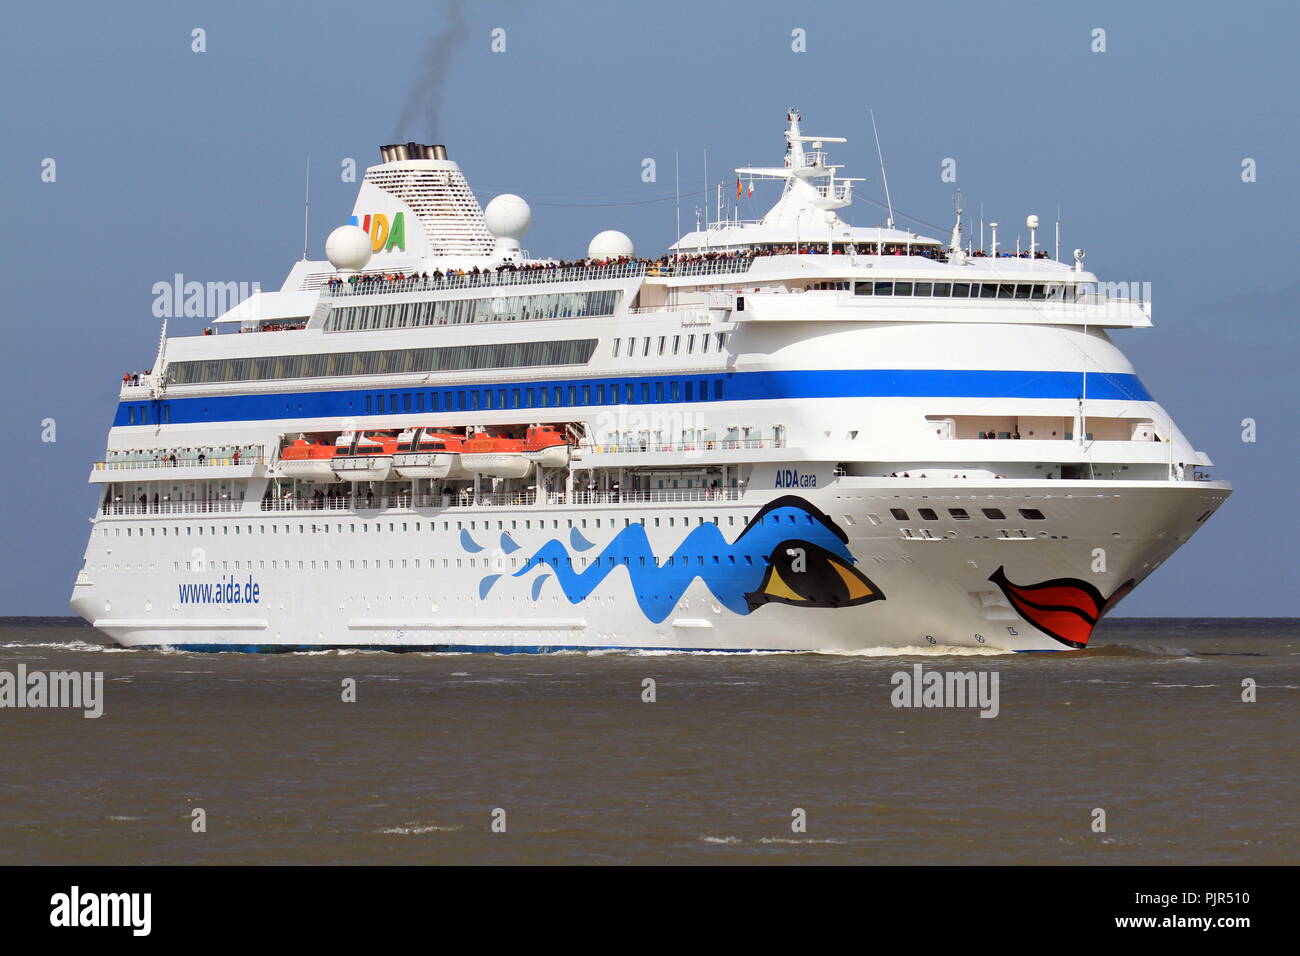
[330,431,396,481]
[460,433,532,479]
[523,425,572,468]
[393,428,469,479]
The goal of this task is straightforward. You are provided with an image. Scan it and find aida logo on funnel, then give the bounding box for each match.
[348,212,406,252]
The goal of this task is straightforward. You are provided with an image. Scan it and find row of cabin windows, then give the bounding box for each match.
[105,513,751,539]
[855,281,1078,301]
[364,376,725,414]
[889,506,1046,521]
[157,554,770,572]
[612,332,727,359]
[165,338,598,385]
[324,289,621,332]
[126,405,172,425]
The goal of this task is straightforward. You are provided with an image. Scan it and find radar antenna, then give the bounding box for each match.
[950,189,965,253]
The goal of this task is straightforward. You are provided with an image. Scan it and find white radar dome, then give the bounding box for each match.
[484,194,532,239]
[587,230,634,260]
[325,225,372,272]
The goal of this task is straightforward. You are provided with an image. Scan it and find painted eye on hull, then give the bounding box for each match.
[989,566,1135,648]
[745,539,885,611]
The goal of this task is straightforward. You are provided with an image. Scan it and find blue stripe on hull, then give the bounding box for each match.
[114,369,1152,426]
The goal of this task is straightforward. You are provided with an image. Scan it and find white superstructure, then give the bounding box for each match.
[71,111,1230,652]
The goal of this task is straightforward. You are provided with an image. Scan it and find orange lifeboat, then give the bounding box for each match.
[460,432,531,479]
[523,425,572,468]
[331,431,397,481]
[279,438,339,482]
[393,427,469,479]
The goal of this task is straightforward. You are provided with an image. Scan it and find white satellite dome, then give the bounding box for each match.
[325,225,372,272]
[588,230,634,260]
[483,194,532,239]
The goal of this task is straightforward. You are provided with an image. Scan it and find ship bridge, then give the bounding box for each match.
[672,109,945,257]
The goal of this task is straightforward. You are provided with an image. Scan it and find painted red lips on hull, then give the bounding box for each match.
[989,567,1135,649]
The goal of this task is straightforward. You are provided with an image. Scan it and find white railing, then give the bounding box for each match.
[321,256,757,298]
[323,263,648,297]
[582,438,784,454]
[100,500,244,516]
[94,455,266,471]
[253,487,742,514]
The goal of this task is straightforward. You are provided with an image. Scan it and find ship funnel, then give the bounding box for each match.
[378,143,447,162]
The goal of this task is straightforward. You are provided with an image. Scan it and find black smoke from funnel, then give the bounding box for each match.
[393,0,469,142]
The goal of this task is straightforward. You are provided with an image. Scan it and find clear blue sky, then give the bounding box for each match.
[1,0,1295,616]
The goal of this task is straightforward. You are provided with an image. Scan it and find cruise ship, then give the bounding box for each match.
[71,111,1231,652]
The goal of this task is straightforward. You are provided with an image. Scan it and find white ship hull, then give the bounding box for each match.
[71,480,1228,654]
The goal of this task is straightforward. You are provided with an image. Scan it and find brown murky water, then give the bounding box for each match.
[0,618,1295,864]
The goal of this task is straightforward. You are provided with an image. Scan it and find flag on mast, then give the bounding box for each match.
[736,177,742,200]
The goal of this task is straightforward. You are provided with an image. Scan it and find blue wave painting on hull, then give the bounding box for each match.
[496,496,885,623]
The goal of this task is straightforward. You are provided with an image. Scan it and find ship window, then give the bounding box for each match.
[918,508,938,520]
[914,282,932,297]
[894,282,913,296]
[657,337,666,356]
[568,386,577,405]
[714,380,724,400]
[890,508,908,520]
[948,508,970,520]
[625,384,634,403]
[684,380,694,402]
[1030,284,1047,300]
[596,385,605,404]
[642,338,651,357]
[700,380,709,401]
[951,282,972,297]
[640,383,649,402]
[932,282,951,297]
[981,508,1006,520]
[1014,284,1032,299]
[873,281,893,295]
[654,382,664,402]
[127,407,135,425]
[582,386,591,405]
[670,381,680,401]
[612,339,620,357]
[854,281,873,295]
[672,336,681,355]
[996,283,1015,299]
[1019,508,1046,520]
[687,335,696,353]
[701,334,710,353]
[979,283,998,298]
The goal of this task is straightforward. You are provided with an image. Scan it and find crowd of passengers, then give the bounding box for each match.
[321,241,1056,290]
[121,370,152,386]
